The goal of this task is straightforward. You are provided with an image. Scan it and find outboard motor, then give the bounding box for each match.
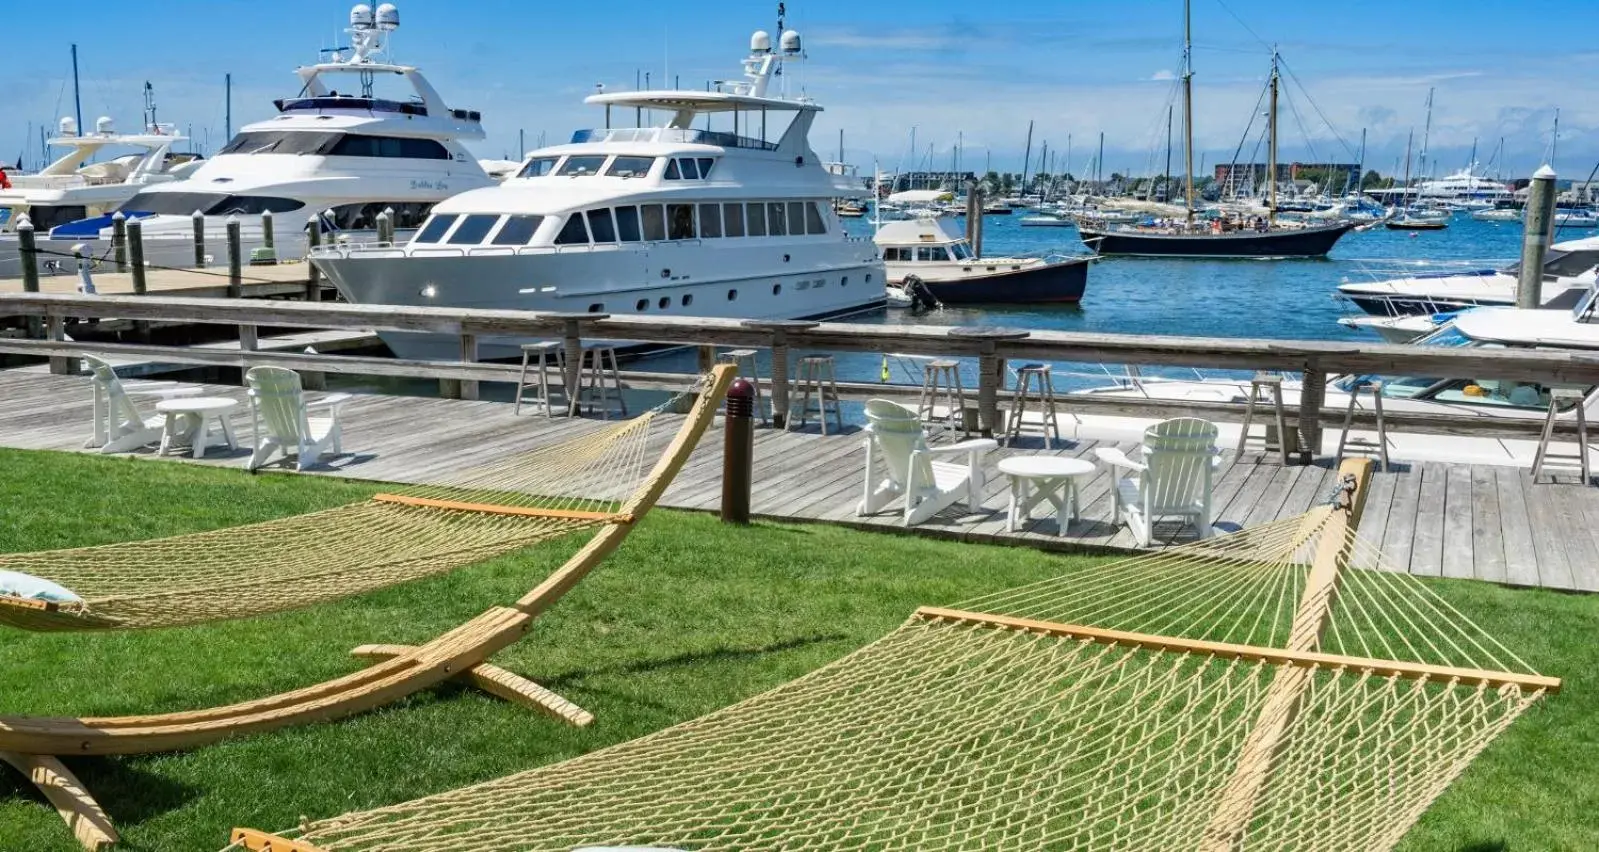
[902,275,941,314]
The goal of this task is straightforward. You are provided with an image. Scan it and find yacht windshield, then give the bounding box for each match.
[1334,326,1578,410]
[555,156,608,177]
[518,157,560,178]
[118,191,304,216]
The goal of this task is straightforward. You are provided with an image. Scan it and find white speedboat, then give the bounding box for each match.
[1337,234,1599,316]
[1336,312,1454,343]
[1471,206,1521,223]
[1018,212,1074,227]
[1555,208,1599,228]
[311,24,884,361]
[0,116,197,233]
[50,3,496,241]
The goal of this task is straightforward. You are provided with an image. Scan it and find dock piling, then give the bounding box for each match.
[459,333,479,401]
[1297,367,1327,464]
[1518,164,1558,309]
[128,218,148,296]
[260,209,275,257]
[226,216,242,298]
[17,216,42,338]
[304,222,324,301]
[73,245,95,294]
[111,212,128,273]
[192,210,206,268]
[376,208,394,245]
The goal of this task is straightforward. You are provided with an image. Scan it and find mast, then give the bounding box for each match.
[1356,127,1366,196]
[1418,87,1434,181]
[1468,136,1477,172]
[1021,119,1034,198]
[225,73,232,140]
[1401,128,1413,207]
[1165,103,1174,202]
[1267,48,1279,225]
[1182,0,1195,221]
[1098,130,1105,186]
[1551,107,1560,169]
[70,44,83,136]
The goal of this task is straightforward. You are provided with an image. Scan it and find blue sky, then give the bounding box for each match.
[5,0,1598,180]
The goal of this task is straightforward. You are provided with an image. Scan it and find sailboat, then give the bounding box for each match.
[1077,2,1354,258]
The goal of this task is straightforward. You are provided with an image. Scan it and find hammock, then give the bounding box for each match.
[0,391,671,633]
[232,463,1558,852]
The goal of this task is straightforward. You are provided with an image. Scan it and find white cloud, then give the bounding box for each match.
[1151,69,1176,81]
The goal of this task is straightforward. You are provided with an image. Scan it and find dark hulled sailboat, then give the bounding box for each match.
[1079,3,1354,259]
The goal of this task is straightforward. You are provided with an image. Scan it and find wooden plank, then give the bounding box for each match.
[1381,464,1423,573]
[913,606,1560,692]
[1469,465,1507,584]
[1494,466,1541,587]
[1408,464,1448,577]
[369,494,631,524]
[1352,467,1397,569]
[1440,465,1476,580]
[1548,482,1599,592]
[1520,471,1576,590]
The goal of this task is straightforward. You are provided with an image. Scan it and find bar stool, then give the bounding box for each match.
[514,341,565,417]
[575,344,626,419]
[1531,385,1592,484]
[1335,379,1389,472]
[1235,372,1291,464]
[790,354,842,435]
[717,348,768,425]
[1004,363,1062,448]
[918,359,969,436]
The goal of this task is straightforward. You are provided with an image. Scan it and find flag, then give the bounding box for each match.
[880,356,889,383]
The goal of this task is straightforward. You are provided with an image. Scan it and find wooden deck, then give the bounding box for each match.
[0,261,318,298]
[2,369,1596,593]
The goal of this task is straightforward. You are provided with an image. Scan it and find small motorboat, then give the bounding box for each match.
[875,214,1089,304]
[1385,217,1449,231]
[1018,213,1074,227]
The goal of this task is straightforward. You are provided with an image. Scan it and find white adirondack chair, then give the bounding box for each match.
[82,354,202,453]
[857,398,998,526]
[1094,418,1222,546]
[245,366,351,471]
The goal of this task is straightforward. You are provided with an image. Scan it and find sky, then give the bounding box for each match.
[5,0,1599,182]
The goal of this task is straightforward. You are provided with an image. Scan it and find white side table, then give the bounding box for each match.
[999,455,1097,536]
[155,397,240,459]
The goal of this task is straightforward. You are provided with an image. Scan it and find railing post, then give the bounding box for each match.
[226,215,242,298]
[46,315,77,375]
[1297,366,1326,465]
[740,319,819,429]
[376,208,394,245]
[128,217,150,341]
[239,323,258,353]
[948,326,1031,438]
[260,209,276,259]
[697,344,716,374]
[111,211,128,273]
[73,245,95,294]
[562,319,583,412]
[304,221,324,301]
[459,332,479,401]
[16,215,42,339]
[192,210,206,268]
[721,377,755,524]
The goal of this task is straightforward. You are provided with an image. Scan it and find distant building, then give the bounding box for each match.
[1213,162,1361,192]
[881,171,977,193]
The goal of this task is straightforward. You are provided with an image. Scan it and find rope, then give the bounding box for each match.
[21,245,293,288]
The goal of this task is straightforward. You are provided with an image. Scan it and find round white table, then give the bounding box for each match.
[998,455,1097,536]
[155,397,240,459]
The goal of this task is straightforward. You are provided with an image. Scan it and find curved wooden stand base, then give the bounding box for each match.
[0,751,118,850]
[350,644,593,727]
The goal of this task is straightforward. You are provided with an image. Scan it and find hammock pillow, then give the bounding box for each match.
[0,571,83,604]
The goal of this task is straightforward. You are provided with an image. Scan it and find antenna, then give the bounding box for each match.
[143,81,156,131]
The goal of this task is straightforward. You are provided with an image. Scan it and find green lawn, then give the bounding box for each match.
[0,447,1595,851]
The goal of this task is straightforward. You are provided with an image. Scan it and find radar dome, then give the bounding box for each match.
[375,3,399,30]
[350,3,374,28]
[95,116,115,135]
[750,30,772,54]
[780,29,802,55]
[58,116,78,137]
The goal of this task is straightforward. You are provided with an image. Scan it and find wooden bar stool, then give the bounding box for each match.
[1532,385,1593,484]
[575,345,626,419]
[1003,363,1061,448]
[917,359,969,435]
[514,341,565,417]
[717,348,767,425]
[790,354,842,435]
[1335,379,1389,472]
[1235,372,1292,464]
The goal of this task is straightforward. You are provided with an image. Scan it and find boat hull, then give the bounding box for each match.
[913,258,1089,305]
[1079,221,1355,257]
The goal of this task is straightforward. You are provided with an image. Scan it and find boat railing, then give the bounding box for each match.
[567,127,778,151]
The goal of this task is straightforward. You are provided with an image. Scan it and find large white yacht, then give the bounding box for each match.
[312,26,885,361]
[1336,234,1599,319]
[0,116,198,234]
[49,3,495,241]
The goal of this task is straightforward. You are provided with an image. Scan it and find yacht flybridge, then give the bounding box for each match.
[51,3,496,240]
[0,116,198,234]
[313,24,885,361]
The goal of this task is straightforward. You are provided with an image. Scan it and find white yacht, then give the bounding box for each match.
[0,117,198,233]
[1367,165,1512,206]
[312,26,885,361]
[49,3,495,241]
[1336,234,1599,317]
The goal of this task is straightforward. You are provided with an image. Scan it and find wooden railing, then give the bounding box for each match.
[4,291,1598,452]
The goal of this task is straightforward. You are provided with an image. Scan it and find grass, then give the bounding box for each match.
[0,447,1595,851]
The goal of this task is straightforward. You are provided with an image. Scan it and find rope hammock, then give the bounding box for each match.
[0,386,689,633]
[233,473,1558,852]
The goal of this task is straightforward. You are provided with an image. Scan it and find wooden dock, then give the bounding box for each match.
[2,369,1594,593]
[0,261,320,298]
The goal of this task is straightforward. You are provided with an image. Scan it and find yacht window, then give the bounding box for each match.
[916,246,947,262]
[664,159,681,180]
[667,204,696,240]
[727,289,738,300]
[588,303,604,312]
[658,296,671,309]
[209,196,307,216]
[586,208,618,242]
[218,130,341,155]
[636,299,648,311]
[120,191,305,216]
[683,294,694,307]
[746,203,767,236]
[641,205,666,241]
[678,159,700,180]
[697,158,715,178]
[766,202,786,236]
[325,201,433,230]
[723,203,745,237]
[447,214,500,245]
[555,156,608,177]
[787,202,806,235]
[490,214,543,246]
[414,214,458,244]
[951,242,974,260]
[805,202,827,235]
[554,213,590,244]
[605,156,656,178]
[614,206,642,241]
[327,135,451,159]
[519,157,560,178]
[698,204,723,238]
